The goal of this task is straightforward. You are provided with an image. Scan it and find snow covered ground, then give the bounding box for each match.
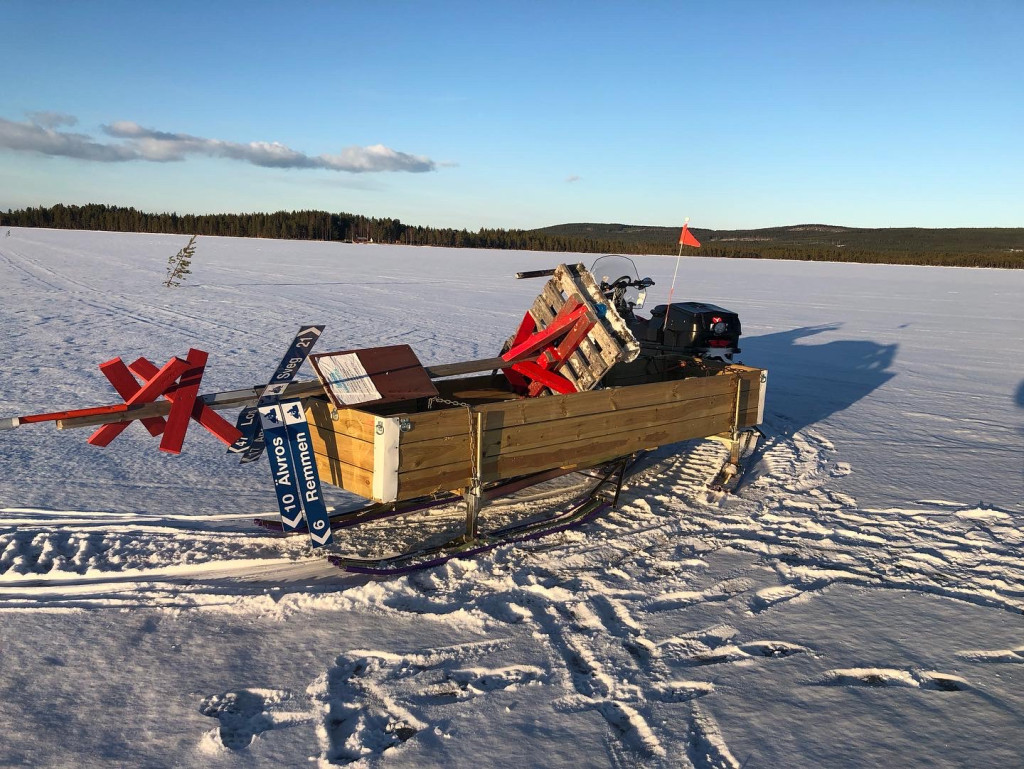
[0,228,1021,768]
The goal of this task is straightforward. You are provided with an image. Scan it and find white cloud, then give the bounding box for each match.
[0,116,138,162]
[26,111,79,129]
[320,144,434,173]
[0,114,437,173]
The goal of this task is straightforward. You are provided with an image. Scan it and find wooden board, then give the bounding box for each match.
[480,391,736,459]
[476,373,735,429]
[310,344,438,409]
[483,409,736,480]
[397,463,473,500]
[313,453,374,499]
[308,426,374,471]
[309,434,471,503]
[305,398,376,444]
[398,408,473,445]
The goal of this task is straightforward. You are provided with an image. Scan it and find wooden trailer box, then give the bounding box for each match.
[305,364,767,504]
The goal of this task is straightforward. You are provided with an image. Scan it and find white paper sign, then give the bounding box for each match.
[314,353,383,406]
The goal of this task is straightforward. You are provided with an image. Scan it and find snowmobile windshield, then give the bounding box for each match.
[591,254,646,311]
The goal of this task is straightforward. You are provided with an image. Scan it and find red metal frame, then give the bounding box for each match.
[87,349,242,452]
[130,351,242,453]
[500,297,596,397]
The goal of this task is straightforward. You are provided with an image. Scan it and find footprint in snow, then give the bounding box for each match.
[659,631,811,667]
[749,585,807,613]
[420,665,546,701]
[738,640,811,659]
[956,647,1024,664]
[198,688,310,751]
[312,656,426,765]
[816,668,970,691]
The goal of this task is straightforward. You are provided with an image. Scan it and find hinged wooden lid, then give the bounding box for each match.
[310,344,438,409]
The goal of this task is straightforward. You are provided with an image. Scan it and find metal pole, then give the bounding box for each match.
[663,216,690,331]
[463,410,484,542]
[730,374,743,464]
[21,353,541,432]
[663,242,684,331]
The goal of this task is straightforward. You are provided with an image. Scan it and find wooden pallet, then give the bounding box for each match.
[515,263,641,393]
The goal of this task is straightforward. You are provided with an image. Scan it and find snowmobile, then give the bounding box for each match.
[589,254,743,388]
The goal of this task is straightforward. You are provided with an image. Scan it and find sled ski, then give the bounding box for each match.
[327,457,633,575]
[707,426,763,494]
[252,461,618,537]
[253,493,456,535]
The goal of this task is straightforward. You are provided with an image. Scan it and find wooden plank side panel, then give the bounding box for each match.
[482,410,735,481]
[309,413,470,476]
[399,435,471,473]
[306,399,375,472]
[305,399,376,443]
[308,424,374,470]
[475,374,735,429]
[397,464,472,501]
[722,366,766,427]
[482,391,736,459]
[313,452,374,499]
[725,364,763,378]
[308,366,765,499]
[396,407,473,445]
[738,374,757,426]
[739,406,761,428]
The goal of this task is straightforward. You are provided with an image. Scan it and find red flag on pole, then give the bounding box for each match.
[665,219,700,330]
[679,223,701,247]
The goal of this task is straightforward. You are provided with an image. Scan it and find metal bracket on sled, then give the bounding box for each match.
[707,427,762,492]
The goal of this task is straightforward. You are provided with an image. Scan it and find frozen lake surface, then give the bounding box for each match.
[0,228,1021,767]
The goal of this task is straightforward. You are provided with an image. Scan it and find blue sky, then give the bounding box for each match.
[1,1,1021,230]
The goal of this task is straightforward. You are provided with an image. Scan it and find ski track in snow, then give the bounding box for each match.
[3,424,1019,765]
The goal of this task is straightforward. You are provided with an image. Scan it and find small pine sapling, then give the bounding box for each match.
[164,234,197,287]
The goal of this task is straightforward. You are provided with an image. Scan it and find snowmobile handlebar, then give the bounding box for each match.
[600,275,655,292]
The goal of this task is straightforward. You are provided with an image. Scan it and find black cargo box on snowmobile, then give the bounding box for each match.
[645,302,741,354]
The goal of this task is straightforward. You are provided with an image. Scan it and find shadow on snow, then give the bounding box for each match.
[739,324,897,434]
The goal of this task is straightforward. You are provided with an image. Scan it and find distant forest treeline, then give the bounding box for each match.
[5,204,1022,269]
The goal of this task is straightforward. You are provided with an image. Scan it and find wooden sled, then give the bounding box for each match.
[7,261,768,568]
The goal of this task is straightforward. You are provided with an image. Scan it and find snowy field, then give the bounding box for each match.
[0,227,1021,768]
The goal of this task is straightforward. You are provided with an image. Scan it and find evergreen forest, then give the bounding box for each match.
[4,204,1021,269]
